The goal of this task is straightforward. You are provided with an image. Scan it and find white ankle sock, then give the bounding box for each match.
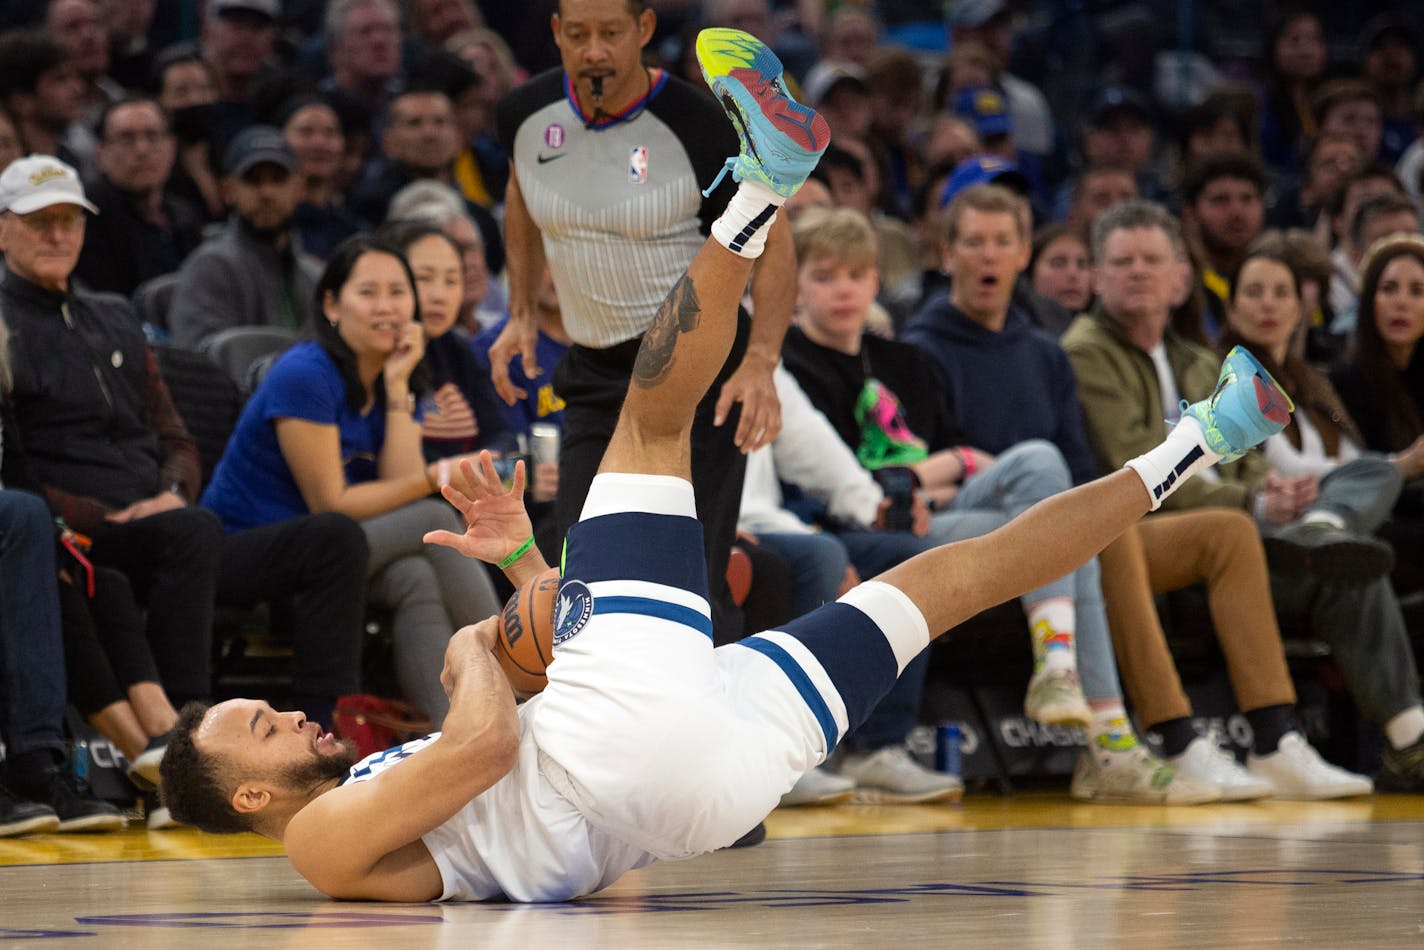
[1125,416,1221,510]
[1386,705,1424,750]
[711,180,783,258]
[1026,598,1076,672]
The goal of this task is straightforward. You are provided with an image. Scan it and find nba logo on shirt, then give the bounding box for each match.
[629,146,648,184]
[544,124,565,148]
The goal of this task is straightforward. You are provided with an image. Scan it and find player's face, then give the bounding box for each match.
[943,207,1026,323]
[1093,226,1179,326]
[1227,256,1299,362]
[796,252,879,350]
[325,250,417,358]
[197,700,358,793]
[552,0,655,111]
[408,233,464,339]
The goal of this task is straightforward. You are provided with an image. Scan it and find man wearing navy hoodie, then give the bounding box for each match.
[902,182,1098,481]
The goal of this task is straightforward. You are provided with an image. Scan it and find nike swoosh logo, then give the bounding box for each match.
[537,153,567,164]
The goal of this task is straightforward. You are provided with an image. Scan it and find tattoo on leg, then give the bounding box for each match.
[633,273,701,388]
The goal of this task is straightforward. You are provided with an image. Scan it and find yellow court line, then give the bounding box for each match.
[4,793,1423,869]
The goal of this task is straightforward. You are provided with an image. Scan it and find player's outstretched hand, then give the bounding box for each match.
[424,451,535,564]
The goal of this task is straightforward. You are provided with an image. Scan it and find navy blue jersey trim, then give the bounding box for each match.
[735,637,839,751]
[564,511,708,597]
[592,595,713,640]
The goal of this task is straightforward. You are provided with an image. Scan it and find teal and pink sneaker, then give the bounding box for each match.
[1179,345,1294,462]
[695,28,829,198]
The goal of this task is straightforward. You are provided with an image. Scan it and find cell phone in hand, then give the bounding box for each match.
[873,466,917,533]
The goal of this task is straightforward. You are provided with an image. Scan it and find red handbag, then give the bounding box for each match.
[332,695,433,759]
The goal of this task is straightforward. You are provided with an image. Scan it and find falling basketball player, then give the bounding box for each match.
[159,29,1296,903]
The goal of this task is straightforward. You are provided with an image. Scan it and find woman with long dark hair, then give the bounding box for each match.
[1219,237,1424,791]
[1331,234,1424,593]
[1220,239,1409,551]
[202,235,503,725]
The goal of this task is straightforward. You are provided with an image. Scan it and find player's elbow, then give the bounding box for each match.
[447,715,520,785]
[487,721,521,775]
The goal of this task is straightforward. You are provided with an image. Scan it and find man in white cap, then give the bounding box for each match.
[0,154,371,740]
[0,154,222,718]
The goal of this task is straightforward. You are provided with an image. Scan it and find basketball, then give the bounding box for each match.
[495,567,561,700]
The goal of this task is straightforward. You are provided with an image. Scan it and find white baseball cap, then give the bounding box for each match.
[0,155,98,215]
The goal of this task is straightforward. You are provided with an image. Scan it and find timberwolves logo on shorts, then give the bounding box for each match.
[553,580,593,645]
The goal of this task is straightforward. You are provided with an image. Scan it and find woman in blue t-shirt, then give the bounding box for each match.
[202,235,501,725]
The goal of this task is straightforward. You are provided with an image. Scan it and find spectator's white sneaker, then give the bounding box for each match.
[839,746,963,804]
[1245,732,1373,800]
[1070,746,1220,804]
[779,766,855,807]
[1023,666,1092,728]
[1169,736,1273,801]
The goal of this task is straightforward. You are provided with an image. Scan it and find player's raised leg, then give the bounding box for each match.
[720,347,1295,814]
[597,28,829,482]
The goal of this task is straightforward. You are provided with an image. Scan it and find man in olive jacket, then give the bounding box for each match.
[1062,199,1424,791]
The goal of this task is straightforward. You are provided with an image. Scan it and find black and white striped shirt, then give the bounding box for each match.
[498,69,738,349]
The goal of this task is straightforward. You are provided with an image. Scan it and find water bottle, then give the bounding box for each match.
[73,739,91,794]
[935,722,963,778]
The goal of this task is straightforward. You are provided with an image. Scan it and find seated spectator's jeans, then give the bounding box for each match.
[1271,571,1421,729]
[0,489,66,757]
[751,532,848,620]
[923,439,1122,704]
[1266,453,1403,537]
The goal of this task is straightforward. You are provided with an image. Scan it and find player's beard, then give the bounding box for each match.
[280,739,360,790]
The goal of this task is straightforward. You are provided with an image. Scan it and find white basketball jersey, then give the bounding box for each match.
[340,698,653,902]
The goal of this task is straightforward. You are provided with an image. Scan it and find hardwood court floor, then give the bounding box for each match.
[5,794,1424,949]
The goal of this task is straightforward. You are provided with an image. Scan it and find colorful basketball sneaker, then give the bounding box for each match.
[695,28,829,198]
[1178,345,1293,462]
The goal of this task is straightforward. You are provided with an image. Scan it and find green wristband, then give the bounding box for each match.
[497,535,536,570]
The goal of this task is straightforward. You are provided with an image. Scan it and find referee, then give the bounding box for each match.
[491,0,796,643]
